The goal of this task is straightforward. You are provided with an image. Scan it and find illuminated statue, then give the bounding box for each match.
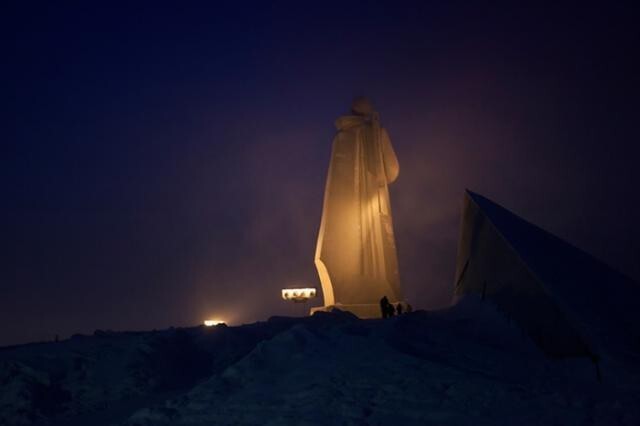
[313,97,403,318]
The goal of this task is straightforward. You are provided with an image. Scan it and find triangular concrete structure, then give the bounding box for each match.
[454,190,640,371]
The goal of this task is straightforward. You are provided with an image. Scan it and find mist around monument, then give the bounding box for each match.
[2,100,640,425]
[2,90,639,426]
[4,3,640,424]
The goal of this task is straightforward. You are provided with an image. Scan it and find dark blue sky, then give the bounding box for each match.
[2,2,639,345]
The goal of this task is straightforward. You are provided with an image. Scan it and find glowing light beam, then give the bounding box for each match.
[203,319,225,326]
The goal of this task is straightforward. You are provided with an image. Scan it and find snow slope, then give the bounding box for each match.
[1,300,639,426]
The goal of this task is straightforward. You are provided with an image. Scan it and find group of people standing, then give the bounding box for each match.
[379,296,411,318]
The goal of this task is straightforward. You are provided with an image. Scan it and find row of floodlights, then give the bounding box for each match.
[281,287,317,302]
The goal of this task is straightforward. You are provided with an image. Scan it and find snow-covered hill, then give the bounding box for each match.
[2,299,639,425]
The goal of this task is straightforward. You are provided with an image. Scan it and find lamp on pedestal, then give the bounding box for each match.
[281,287,317,316]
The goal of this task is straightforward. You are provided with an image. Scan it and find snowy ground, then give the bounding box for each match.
[1,298,639,425]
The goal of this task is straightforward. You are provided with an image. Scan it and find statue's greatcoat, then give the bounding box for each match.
[315,112,402,306]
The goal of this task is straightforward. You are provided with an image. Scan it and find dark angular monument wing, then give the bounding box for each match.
[455,190,640,368]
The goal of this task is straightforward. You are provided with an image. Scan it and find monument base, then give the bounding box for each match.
[310,303,401,319]
[310,303,381,318]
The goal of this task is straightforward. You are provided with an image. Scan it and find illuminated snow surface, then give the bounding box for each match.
[1,299,639,426]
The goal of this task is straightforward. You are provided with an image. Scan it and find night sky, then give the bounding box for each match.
[3,2,639,346]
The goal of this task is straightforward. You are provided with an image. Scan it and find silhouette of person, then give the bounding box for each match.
[406,303,413,313]
[387,302,395,317]
[380,296,390,318]
[396,303,403,315]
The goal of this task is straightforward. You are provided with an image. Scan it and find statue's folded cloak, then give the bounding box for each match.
[315,113,402,306]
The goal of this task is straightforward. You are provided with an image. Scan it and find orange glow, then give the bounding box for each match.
[203,319,225,326]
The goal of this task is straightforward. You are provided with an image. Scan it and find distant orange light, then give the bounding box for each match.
[204,319,225,326]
